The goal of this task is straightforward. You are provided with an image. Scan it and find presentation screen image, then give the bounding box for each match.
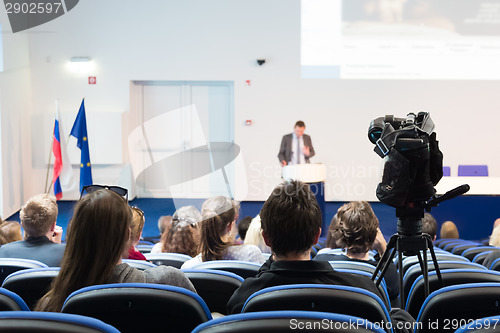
[302,0,500,79]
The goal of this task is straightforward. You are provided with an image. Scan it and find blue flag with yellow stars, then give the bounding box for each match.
[70,99,93,192]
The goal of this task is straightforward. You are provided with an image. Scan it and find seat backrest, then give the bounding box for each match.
[182,269,243,315]
[335,268,390,311]
[472,250,496,265]
[329,261,377,275]
[192,310,387,333]
[451,244,481,255]
[434,239,463,248]
[401,254,469,277]
[62,283,212,333]
[0,258,48,285]
[405,269,500,319]
[121,259,157,270]
[488,257,500,271]
[482,250,500,269]
[417,283,500,333]
[454,314,500,333]
[144,253,192,268]
[190,260,261,279]
[462,247,495,261]
[443,241,478,252]
[0,311,120,333]
[402,261,486,301]
[136,244,154,254]
[0,288,29,311]
[242,284,392,333]
[2,267,60,310]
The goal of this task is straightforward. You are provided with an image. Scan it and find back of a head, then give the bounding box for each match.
[0,221,23,245]
[422,213,437,241]
[326,214,340,249]
[244,215,271,253]
[130,207,145,243]
[38,189,132,312]
[260,180,321,257]
[162,206,202,256]
[440,221,459,239]
[333,201,378,254]
[490,226,500,247]
[200,196,239,261]
[237,216,253,241]
[20,194,58,238]
[158,215,173,235]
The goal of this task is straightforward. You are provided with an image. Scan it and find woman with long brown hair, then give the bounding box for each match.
[181,196,265,269]
[36,189,195,312]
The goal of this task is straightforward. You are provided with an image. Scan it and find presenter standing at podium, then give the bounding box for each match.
[278,121,315,166]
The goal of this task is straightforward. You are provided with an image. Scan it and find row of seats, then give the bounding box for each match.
[4,279,500,332]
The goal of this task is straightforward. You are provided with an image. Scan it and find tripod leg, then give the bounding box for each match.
[397,238,405,309]
[372,234,398,283]
[426,234,443,287]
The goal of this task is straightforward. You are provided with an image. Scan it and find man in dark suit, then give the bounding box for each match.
[0,194,65,267]
[278,120,315,166]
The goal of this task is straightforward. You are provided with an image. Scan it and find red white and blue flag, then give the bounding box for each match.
[52,111,64,199]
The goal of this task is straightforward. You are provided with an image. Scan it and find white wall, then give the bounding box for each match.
[1,0,500,217]
[0,19,33,218]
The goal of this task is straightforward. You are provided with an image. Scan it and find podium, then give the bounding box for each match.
[282,164,328,236]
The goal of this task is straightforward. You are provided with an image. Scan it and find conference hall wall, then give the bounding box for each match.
[1,1,499,229]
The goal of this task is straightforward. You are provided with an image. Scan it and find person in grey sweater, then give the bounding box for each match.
[36,188,195,312]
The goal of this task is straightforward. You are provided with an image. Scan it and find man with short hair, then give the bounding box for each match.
[422,212,437,242]
[0,194,65,266]
[278,121,315,166]
[227,181,414,330]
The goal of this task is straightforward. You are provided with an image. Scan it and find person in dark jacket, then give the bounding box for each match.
[227,180,414,333]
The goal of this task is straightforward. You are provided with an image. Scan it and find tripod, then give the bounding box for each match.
[372,215,442,309]
[371,185,470,309]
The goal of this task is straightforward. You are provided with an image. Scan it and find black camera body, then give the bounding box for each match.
[368,112,443,209]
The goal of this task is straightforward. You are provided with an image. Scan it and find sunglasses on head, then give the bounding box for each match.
[80,184,128,200]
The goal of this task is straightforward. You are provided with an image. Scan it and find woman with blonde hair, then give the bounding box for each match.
[126,206,147,260]
[181,196,265,269]
[36,188,195,312]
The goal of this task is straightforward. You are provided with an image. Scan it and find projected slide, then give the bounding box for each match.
[301,0,500,79]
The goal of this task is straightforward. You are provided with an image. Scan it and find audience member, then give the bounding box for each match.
[0,221,23,245]
[35,189,195,312]
[226,181,415,332]
[0,194,65,266]
[126,207,147,260]
[151,206,201,257]
[182,196,265,269]
[480,218,500,245]
[316,214,340,254]
[143,215,172,243]
[440,221,459,239]
[243,215,271,254]
[314,201,399,301]
[422,212,437,242]
[489,223,500,247]
[151,206,201,256]
[236,216,252,242]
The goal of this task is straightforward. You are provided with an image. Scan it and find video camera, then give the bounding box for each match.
[368,112,443,211]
